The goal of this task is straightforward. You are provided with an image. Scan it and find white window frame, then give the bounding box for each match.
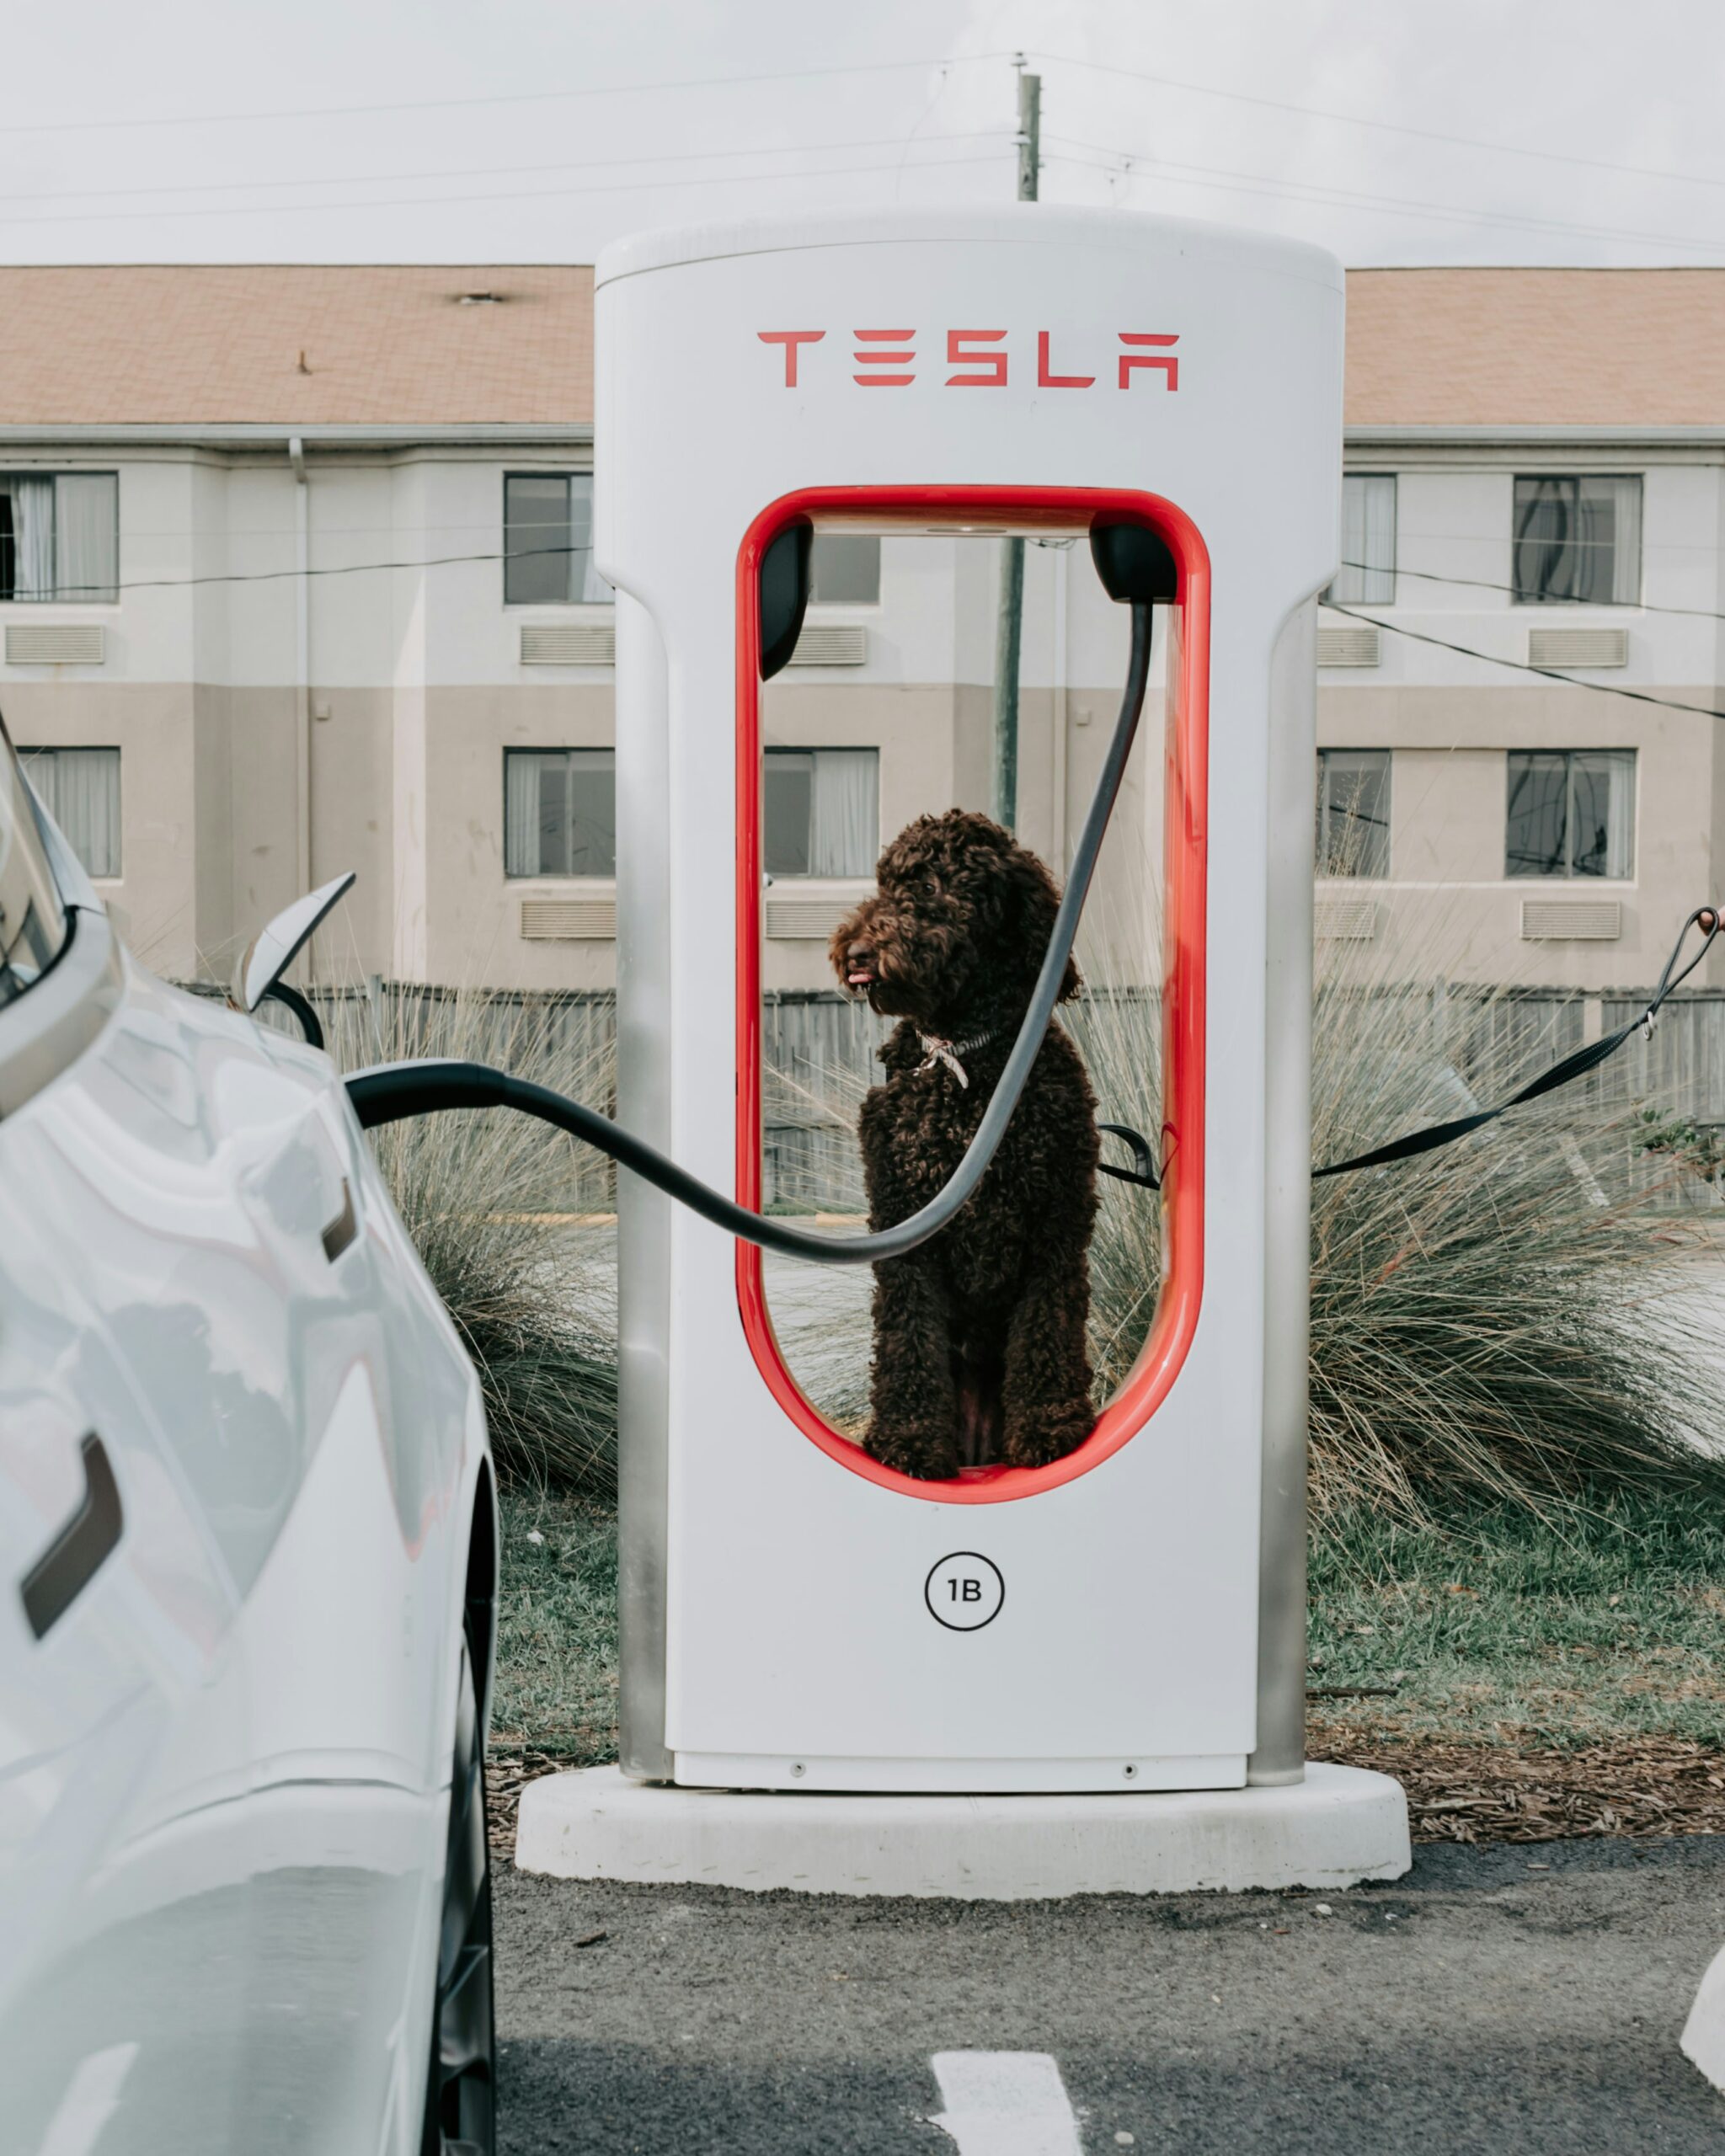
[808,532,882,608]
[0,472,120,606]
[503,746,616,878]
[1324,474,1396,606]
[1315,748,1391,881]
[1511,475,1642,608]
[1504,748,1636,881]
[17,745,121,878]
[502,471,611,608]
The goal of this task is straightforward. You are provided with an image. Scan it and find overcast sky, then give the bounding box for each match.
[3,0,1721,269]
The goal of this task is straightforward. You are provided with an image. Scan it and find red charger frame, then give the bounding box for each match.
[735,484,1210,1504]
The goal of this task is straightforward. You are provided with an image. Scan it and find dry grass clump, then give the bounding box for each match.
[321,984,621,1493]
[1066,940,1725,1526]
[767,926,1725,1525]
[308,916,1725,1524]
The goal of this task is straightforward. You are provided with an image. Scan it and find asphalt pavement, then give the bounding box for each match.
[495,1833,1725,2153]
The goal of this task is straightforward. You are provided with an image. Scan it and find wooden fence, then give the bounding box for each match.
[231,979,1725,1214]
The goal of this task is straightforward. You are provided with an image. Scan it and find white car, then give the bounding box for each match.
[0,719,497,2156]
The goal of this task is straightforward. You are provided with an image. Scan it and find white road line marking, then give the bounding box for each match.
[1682,1941,1725,2090]
[930,2051,1084,2156]
[37,2042,139,2156]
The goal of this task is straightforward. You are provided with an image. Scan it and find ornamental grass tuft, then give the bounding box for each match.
[333,904,1725,1523]
[321,982,621,1494]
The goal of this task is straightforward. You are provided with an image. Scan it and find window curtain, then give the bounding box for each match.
[1329,476,1395,604]
[9,478,54,600]
[56,474,118,601]
[505,750,542,875]
[809,749,879,877]
[21,748,120,876]
[569,477,612,602]
[1571,750,1634,878]
[1597,478,1642,606]
[1604,751,1634,874]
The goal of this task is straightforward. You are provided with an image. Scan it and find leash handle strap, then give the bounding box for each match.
[1313,907,1719,1180]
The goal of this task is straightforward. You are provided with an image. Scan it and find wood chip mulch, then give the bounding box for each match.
[1312,1726,1725,1843]
[488,1735,1725,1858]
[487,1749,567,1863]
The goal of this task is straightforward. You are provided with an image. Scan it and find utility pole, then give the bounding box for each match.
[991,57,1039,833]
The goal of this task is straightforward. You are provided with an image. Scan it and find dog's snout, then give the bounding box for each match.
[846,937,874,967]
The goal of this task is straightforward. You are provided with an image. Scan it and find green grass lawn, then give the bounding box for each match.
[1309,1490,1725,1750]
[494,1485,1725,1764]
[492,1489,619,1763]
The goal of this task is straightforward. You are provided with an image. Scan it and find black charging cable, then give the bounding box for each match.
[347,596,1156,1267]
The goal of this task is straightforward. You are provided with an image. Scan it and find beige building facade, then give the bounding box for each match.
[3,264,1724,997]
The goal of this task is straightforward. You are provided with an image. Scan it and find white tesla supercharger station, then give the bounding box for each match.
[518,206,1409,1894]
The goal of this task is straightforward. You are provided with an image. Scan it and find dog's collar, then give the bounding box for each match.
[915,1026,1000,1090]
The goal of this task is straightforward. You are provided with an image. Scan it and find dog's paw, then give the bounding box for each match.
[864,1422,964,1481]
[1002,1402,1094,1469]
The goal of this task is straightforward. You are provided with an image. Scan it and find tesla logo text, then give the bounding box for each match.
[756,328,1178,391]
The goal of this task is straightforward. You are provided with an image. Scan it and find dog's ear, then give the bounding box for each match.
[1005,844,1082,1002]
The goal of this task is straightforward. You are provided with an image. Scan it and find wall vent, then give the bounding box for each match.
[1519,898,1621,941]
[1316,624,1381,668]
[764,894,862,940]
[520,622,615,666]
[5,623,105,666]
[788,624,868,667]
[1314,897,1378,940]
[520,894,617,940]
[1527,627,1627,670]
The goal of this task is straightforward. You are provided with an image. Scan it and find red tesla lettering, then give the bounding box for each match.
[852,328,916,387]
[947,329,1007,387]
[1037,332,1094,388]
[1118,333,1179,390]
[757,331,825,387]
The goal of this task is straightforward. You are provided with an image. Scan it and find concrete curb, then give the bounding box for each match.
[515,1762,1411,1900]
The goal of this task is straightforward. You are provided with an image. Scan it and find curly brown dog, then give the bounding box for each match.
[830,808,1099,1481]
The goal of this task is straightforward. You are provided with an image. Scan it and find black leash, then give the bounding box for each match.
[1097,905,1722,1194]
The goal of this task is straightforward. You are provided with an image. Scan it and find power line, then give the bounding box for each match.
[1032,49,1725,196]
[1327,603,1725,718]
[0,131,1009,211]
[0,52,1011,139]
[1338,558,1725,624]
[28,543,1722,724]
[39,540,587,595]
[0,149,1010,229]
[1043,141,1725,256]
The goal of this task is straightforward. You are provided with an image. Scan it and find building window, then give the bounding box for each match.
[0,474,119,603]
[764,748,879,877]
[1315,750,1391,878]
[504,473,611,606]
[1506,750,1634,879]
[1512,476,1641,606]
[504,749,615,876]
[1324,475,1396,605]
[18,747,120,876]
[809,534,880,605]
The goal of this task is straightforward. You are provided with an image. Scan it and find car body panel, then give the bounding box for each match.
[0,760,490,2153]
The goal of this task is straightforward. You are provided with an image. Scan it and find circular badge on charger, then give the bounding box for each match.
[925,1552,1005,1631]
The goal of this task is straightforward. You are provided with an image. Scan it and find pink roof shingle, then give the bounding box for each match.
[1,263,1720,430]
[0,264,594,424]
[1344,267,1725,428]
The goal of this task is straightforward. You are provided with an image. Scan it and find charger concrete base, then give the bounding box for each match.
[514,1763,1410,1900]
